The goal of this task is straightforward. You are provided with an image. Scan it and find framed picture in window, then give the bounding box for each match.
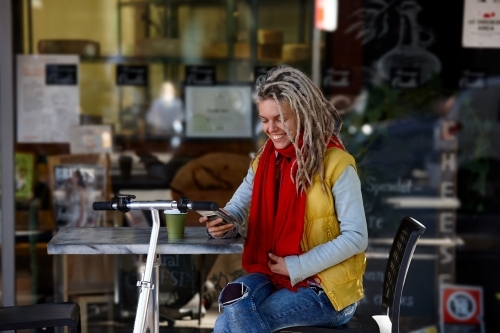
[47,154,111,229]
[184,85,253,138]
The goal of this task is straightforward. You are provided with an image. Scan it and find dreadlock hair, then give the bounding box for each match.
[254,64,344,194]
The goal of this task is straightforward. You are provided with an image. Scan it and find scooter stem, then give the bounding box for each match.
[133,208,161,333]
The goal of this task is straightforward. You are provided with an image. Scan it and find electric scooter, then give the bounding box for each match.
[92,194,219,333]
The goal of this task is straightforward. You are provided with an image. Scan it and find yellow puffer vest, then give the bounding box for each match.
[252,147,366,310]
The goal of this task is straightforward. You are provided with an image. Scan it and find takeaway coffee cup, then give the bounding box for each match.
[164,209,187,240]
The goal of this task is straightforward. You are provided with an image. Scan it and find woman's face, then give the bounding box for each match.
[258,99,298,149]
[71,172,79,184]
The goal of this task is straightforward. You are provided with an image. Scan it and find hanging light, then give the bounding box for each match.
[315,0,338,32]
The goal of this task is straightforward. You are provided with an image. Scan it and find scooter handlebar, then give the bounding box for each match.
[92,201,115,211]
[189,201,219,211]
[92,199,219,212]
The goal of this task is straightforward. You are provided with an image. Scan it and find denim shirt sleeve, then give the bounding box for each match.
[209,167,254,239]
[285,166,368,286]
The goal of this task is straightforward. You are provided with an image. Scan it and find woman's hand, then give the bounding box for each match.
[268,253,289,276]
[199,215,235,237]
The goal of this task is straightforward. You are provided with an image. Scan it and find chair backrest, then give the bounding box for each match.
[382,216,426,333]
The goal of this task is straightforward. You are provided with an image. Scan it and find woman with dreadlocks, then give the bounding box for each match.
[199,65,367,332]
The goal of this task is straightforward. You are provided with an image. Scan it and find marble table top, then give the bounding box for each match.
[48,227,244,255]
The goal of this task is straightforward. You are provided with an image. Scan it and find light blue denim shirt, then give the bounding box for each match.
[219,165,368,286]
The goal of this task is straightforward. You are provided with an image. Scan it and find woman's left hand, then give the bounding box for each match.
[268,253,289,276]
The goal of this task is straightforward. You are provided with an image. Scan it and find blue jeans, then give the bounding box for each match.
[214,273,357,333]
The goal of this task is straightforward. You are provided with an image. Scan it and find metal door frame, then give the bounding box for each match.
[0,0,16,307]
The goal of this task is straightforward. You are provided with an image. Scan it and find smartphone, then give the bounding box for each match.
[196,208,236,226]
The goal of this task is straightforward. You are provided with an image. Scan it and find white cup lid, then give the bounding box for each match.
[164,209,186,214]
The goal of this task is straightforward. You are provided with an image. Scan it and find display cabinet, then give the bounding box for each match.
[111,0,314,139]
[34,0,313,142]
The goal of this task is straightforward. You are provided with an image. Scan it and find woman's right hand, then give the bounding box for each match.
[199,215,235,237]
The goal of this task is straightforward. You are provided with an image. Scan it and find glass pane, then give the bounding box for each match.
[258,0,313,74]
[16,0,316,327]
[13,0,500,332]
[32,0,118,56]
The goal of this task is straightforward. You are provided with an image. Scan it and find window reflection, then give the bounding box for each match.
[145,81,184,148]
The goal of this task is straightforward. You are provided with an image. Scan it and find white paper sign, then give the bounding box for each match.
[17,55,80,142]
[69,125,113,154]
[185,85,253,138]
[462,0,500,48]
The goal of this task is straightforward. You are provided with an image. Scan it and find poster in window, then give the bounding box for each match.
[16,55,80,143]
[52,164,107,229]
[14,152,35,201]
[462,0,500,48]
[47,154,110,229]
[185,85,253,138]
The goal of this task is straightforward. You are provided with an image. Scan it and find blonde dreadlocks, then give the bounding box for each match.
[254,64,344,193]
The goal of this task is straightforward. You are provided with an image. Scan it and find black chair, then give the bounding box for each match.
[0,301,80,333]
[278,216,426,333]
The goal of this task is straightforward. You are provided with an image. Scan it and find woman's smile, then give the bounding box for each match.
[271,133,286,141]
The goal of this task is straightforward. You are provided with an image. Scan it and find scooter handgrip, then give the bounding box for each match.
[190,201,219,211]
[92,202,115,211]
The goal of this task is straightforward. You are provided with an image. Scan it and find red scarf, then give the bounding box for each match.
[242,136,344,291]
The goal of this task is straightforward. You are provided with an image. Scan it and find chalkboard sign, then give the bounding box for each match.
[159,254,199,308]
[116,65,148,86]
[350,115,440,237]
[322,67,352,89]
[390,67,421,88]
[116,254,200,317]
[358,257,435,317]
[46,64,78,85]
[185,66,216,86]
[458,69,487,89]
